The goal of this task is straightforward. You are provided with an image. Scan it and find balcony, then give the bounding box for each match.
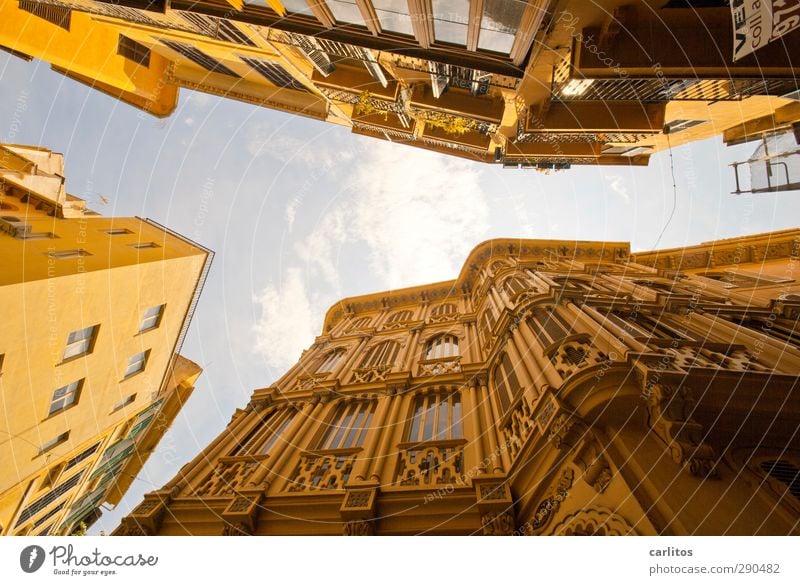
[394,441,465,486]
[526,102,666,134]
[409,84,504,125]
[312,64,399,102]
[194,455,267,497]
[286,451,358,492]
[416,356,462,378]
[350,365,392,384]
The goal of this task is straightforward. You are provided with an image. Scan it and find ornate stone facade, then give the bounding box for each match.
[117,232,800,535]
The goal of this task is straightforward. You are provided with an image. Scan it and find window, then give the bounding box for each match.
[19,232,57,240]
[316,349,345,373]
[64,442,101,472]
[407,392,463,443]
[117,36,150,67]
[234,408,297,455]
[180,13,257,46]
[111,394,136,412]
[665,119,706,133]
[138,304,164,333]
[104,227,134,235]
[527,307,572,346]
[269,0,314,15]
[123,350,149,378]
[760,460,800,500]
[493,353,521,415]
[39,431,70,455]
[478,0,526,53]
[432,0,469,45]
[601,308,691,341]
[703,270,789,288]
[731,316,799,348]
[0,353,4,374]
[480,307,498,342]
[18,0,70,31]
[62,325,98,360]
[431,303,457,317]
[347,316,372,330]
[503,276,531,298]
[318,402,375,450]
[425,335,459,360]
[373,0,414,35]
[387,309,413,323]
[130,242,160,249]
[161,40,240,77]
[359,340,401,368]
[327,0,365,25]
[49,380,82,415]
[46,249,90,259]
[240,56,307,91]
[15,470,83,527]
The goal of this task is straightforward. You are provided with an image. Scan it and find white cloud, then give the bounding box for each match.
[297,142,491,289]
[605,174,630,202]
[245,124,330,167]
[252,268,317,369]
[184,117,195,127]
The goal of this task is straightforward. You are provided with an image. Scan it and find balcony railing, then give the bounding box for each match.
[286,451,358,492]
[194,455,267,497]
[350,365,392,384]
[417,356,462,377]
[394,441,465,486]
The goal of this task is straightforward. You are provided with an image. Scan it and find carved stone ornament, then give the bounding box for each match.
[222,521,251,536]
[481,511,516,536]
[343,520,375,536]
[530,469,574,532]
[647,384,719,479]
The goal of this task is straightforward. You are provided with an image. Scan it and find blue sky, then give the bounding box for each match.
[2,52,799,534]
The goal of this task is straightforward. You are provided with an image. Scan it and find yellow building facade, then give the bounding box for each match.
[0,143,213,535]
[115,229,800,536]
[1,0,798,169]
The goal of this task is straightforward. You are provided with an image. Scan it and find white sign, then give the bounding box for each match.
[731,0,800,61]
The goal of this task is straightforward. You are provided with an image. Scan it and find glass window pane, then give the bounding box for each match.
[373,0,414,35]
[432,0,469,45]
[328,0,365,25]
[478,0,525,53]
[275,0,315,14]
[421,396,436,441]
[451,394,462,438]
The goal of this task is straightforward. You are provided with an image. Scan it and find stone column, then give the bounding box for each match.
[461,378,484,476]
[518,317,561,389]
[370,390,412,486]
[351,392,393,482]
[476,375,503,473]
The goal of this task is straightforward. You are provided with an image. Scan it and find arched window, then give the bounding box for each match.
[493,353,521,415]
[316,349,345,373]
[599,308,693,341]
[527,307,571,346]
[318,401,376,450]
[431,303,457,317]
[359,340,401,369]
[730,316,799,348]
[760,459,800,500]
[348,316,372,330]
[406,391,462,443]
[503,276,531,298]
[231,408,295,456]
[480,307,498,343]
[387,309,413,323]
[424,334,459,360]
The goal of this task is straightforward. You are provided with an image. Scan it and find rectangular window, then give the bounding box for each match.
[123,350,149,378]
[130,242,160,249]
[39,431,70,455]
[161,39,240,77]
[49,380,83,415]
[103,228,134,235]
[432,0,469,46]
[327,0,365,25]
[19,232,57,240]
[372,0,414,35]
[0,353,4,374]
[15,470,83,527]
[319,402,375,450]
[665,119,706,133]
[62,325,98,360]
[111,394,136,412]
[407,393,462,443]
[117,35,150,67]
[240,56,307,91]
[138,304,164,333]
[478,0,526,54]
[47,249,90,259]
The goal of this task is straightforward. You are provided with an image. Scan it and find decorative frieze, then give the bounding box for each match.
[351,365,392,384]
